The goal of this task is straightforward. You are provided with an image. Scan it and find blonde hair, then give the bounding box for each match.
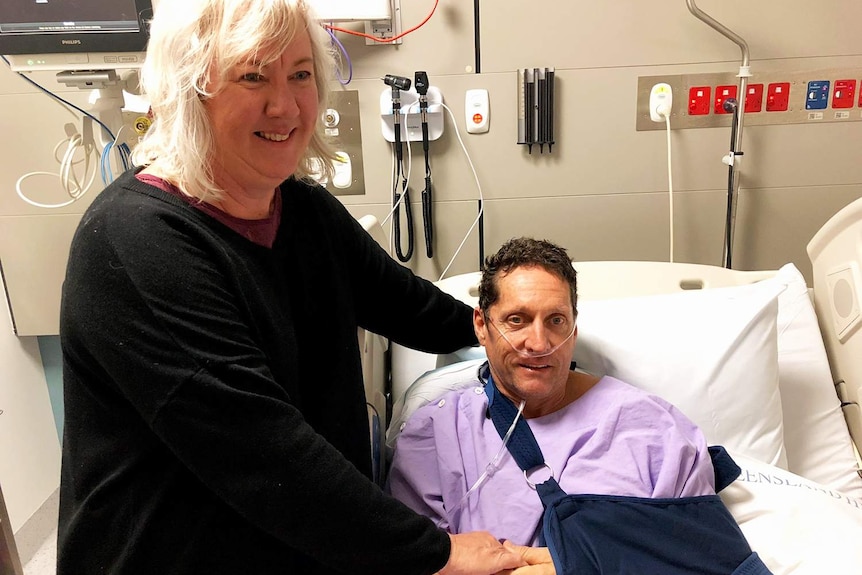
[132,0,337,202]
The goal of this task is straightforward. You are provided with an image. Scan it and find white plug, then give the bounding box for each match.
[649,83,673,122]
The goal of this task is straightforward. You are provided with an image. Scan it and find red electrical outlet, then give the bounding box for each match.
[832,79,857,109]
[714,85,738,114]
[745,84,764,113]
[766,82,791,112]
[688,86,711,115]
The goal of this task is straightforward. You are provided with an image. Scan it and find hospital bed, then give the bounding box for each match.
[362,196,862,575]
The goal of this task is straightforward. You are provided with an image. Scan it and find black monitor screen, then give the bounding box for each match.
[0,0,153,59]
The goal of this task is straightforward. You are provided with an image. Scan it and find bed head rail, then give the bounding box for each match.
[392,260,776,407]
[434,260,775,307]
[808,197,862,460]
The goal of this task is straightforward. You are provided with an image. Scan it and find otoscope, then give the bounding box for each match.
[383,74,414,262]
[415,71,434,258]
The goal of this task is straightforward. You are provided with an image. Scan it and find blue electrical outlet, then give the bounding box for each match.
[805,80,830,110]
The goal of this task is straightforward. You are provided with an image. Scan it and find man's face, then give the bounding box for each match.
[474,266,577,417]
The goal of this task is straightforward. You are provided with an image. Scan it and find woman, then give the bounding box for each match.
[57,1,532,573]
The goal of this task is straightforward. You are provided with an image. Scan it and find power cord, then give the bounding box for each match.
[649,83,674,263]
[437,102,483,281]
[661,110,674,263]
[3,55,133,209]
[16,121,99,209]
[377,97,482,279]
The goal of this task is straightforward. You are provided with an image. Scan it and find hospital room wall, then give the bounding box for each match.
[1,0,862,533]
[334,0,862,282]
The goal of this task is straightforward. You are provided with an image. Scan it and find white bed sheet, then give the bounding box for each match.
[723,452,862,574]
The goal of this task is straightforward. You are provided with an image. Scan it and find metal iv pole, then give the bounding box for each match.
[686,0,750,269]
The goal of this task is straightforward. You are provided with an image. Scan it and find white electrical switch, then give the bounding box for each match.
[465,89,489,134]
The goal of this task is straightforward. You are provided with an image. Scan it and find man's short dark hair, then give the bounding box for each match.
[478,237,578,314]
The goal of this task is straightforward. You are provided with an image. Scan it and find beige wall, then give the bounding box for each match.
[2,0,862,335]
[333,0,862,284]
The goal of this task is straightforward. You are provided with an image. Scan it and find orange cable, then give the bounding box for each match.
[325,0,439,43]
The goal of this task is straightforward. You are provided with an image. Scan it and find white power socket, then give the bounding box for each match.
[649,83,673,122]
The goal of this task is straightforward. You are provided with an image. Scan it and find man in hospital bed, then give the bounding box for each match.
[387,237,769,574]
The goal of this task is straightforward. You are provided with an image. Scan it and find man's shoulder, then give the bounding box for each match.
[389,361,487,441]
[411,379,486,418]
[594,375,683,415]
[593,375,668,402]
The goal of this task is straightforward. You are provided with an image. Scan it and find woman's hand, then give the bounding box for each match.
[495,541,555,575]
[436,532,528,575]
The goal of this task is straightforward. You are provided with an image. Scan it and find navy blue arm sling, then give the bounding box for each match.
[484,369,773,575]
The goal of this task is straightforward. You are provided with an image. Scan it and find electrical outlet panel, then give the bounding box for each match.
[315,90,366,195]
[636,69,862,131]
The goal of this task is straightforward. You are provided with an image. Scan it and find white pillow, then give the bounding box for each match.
[393,279,785,468]
[722,451,862,575]
[772,263,862,496]
[572,279,787,468]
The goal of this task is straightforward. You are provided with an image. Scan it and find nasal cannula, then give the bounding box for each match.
[435,395,526,527]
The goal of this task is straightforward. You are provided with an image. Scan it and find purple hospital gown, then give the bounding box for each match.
[387,375,716,545]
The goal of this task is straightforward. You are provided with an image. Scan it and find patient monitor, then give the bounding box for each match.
[0,0,155,149]
[0,0,153,73]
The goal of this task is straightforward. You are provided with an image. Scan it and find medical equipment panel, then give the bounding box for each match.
[318,90,366,196]
[636,68,862,130]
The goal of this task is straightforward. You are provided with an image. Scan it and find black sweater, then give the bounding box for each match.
[58,170,476,574]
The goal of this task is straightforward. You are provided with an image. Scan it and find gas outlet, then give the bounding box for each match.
[688,86,711,115]
[805,80,830,110]
[832,79,857,109]
[745,84,764,113]
[714,85,738,114]
[766,82,790,112]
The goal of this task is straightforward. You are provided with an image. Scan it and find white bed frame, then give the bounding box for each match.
[808,197,862,459]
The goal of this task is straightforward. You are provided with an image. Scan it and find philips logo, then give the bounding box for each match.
[61,39,82,45]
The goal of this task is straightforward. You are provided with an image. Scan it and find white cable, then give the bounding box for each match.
[381,137,413,223]
[435,398,526,528]
[16,132,98,209]
[438,102,483,281]
[664,112,674,263]
[386,146,396,255]
[383,137,413,258]
[380,140,413,230]
[378,101,482,275]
